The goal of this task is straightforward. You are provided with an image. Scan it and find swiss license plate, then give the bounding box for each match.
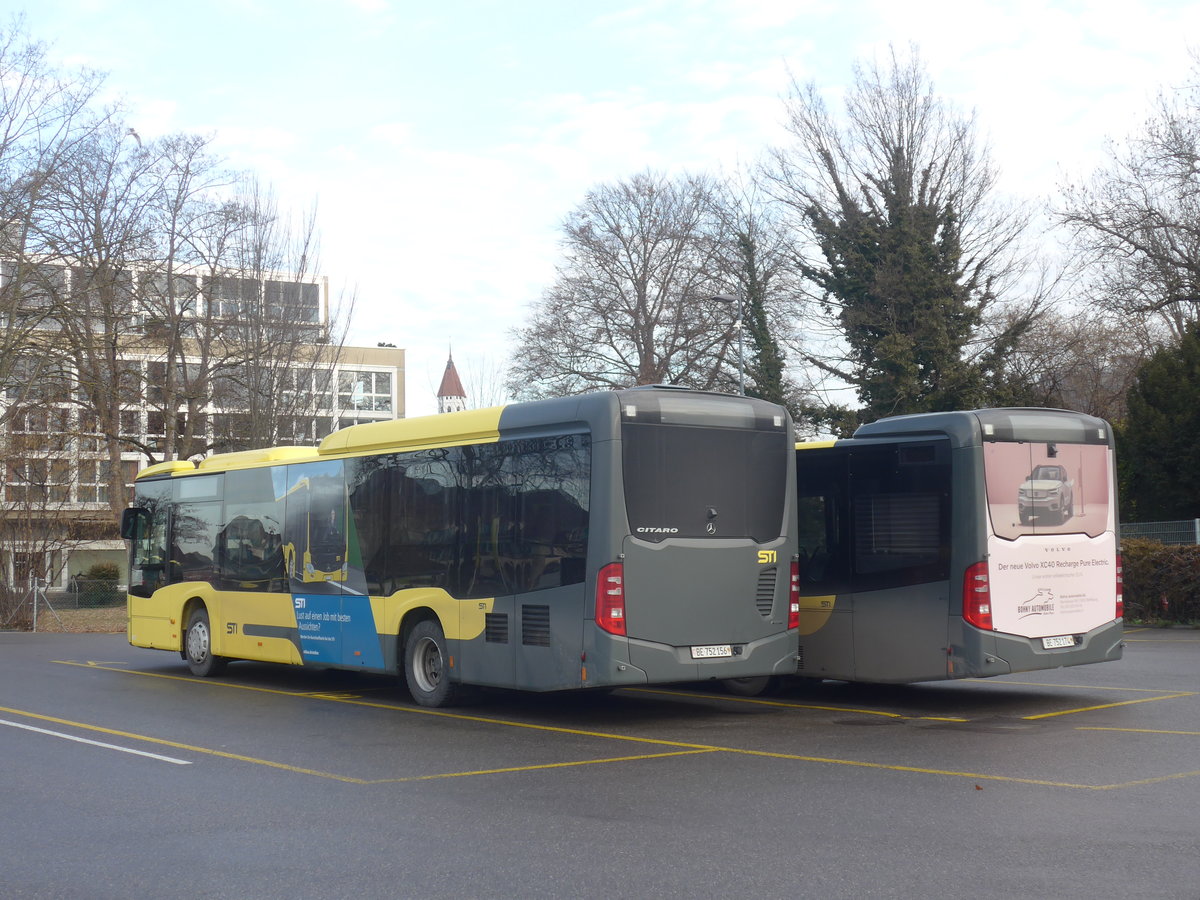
[1042,635,1075,649]
[691,644,733,659]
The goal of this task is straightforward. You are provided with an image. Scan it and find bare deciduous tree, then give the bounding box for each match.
[457,354,510,409]
[507,170,737,398]
[1058,53,1200,339]
[205,176,352,452]
[985,305,1157,421]
[32,120,156,519]
[0,16,106,430]
[707,170,808,413]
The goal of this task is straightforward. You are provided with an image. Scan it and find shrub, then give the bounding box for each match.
[85,562,120,582]
[77,562,123,608]
[1122,538,1200,625]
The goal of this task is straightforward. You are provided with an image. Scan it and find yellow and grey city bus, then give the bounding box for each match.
[794,408,1123,684]
[121,387,800,706]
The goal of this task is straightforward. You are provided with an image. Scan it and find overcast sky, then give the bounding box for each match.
[16,0,1200,415]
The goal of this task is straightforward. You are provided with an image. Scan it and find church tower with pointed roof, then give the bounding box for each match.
[437,349,467,414]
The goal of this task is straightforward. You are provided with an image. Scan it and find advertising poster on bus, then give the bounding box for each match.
[982,441,1118,638]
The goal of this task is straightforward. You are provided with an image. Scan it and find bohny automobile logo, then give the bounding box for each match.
[1018,589,1056,618]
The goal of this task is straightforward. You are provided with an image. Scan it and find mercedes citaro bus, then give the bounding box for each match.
[122,387,800,706]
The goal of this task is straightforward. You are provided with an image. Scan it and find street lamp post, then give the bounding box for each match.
[711,292,744,395]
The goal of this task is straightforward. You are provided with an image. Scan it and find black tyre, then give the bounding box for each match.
[404,619,461,708]
[722,675,781,697]
[184,607,227,677]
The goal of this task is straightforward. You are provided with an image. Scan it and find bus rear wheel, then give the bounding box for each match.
[404,619,461,708]
[184,607,227,677]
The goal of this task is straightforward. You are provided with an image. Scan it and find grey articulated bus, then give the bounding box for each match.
[793,408,1123,684]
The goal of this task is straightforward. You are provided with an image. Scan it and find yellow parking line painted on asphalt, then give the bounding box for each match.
[0,703,363,782]
[1078,726,1200,737]
[728,749,1098,789]
[365,750,720,783]
[53,660,728,751]
[1093,770,1200,789]
[54,660,337,697]
[44,661,1200,791]
[1022,692,1195,720]
[2,700,718,783]
[731,748,1200,790]
[968,679,1184,693]
[627,686,969,722]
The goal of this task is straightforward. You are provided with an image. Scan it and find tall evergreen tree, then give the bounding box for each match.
[768,46,1037,425]
[1118,325,1200,520]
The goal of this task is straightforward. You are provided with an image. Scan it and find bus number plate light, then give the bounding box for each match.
[1042,635,1076,649]
[691,644,733,659]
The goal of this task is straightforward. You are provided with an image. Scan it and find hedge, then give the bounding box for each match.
[1121,538,1200,625]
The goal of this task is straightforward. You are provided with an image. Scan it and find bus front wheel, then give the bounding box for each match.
[723,675,781,697]
[184,607,227,677]
[404,619,461,708]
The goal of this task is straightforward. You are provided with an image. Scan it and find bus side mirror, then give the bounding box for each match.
[121,507,148,541]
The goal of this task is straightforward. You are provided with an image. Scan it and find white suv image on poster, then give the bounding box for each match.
[1018,463,1074,525]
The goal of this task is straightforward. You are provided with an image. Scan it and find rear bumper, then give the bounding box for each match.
[592,628,799,687]
[962,618,1124,678]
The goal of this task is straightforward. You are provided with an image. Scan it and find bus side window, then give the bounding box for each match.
[797,451,847,592]
[848,443,949,590]
[797,495,828,581]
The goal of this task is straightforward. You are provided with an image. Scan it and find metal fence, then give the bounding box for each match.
[1121,519,1200,545]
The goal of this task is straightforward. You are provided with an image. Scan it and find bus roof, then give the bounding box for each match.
[318,405,505,456]
[852,407,1112,447]
[132,387,793,481]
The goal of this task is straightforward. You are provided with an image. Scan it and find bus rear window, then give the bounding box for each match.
[622,423,787,542]
[984,440,1112,540]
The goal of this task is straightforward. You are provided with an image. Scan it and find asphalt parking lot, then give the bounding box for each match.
[2,625,1198,899]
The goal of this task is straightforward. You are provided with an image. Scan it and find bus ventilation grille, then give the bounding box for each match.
[485,613,509,644]
[755,568,777,617]
[796,645,805,671]
[521,605,551,647]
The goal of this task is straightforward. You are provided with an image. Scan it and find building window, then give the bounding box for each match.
[338,370,392,413]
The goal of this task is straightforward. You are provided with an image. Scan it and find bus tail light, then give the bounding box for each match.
[595,562,626,636]
[963,561,992,631]
[1115,554,1124,620]
[788,559,800,630]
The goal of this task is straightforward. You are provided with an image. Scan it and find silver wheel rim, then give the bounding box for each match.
[411,635,442,694]
[187,619,210,664]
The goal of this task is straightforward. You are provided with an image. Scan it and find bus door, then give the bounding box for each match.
[794,446,854,680]
[617,395,793,680]
[284,460,382,669]
[844,440,952,683]
[123,479,175,649]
